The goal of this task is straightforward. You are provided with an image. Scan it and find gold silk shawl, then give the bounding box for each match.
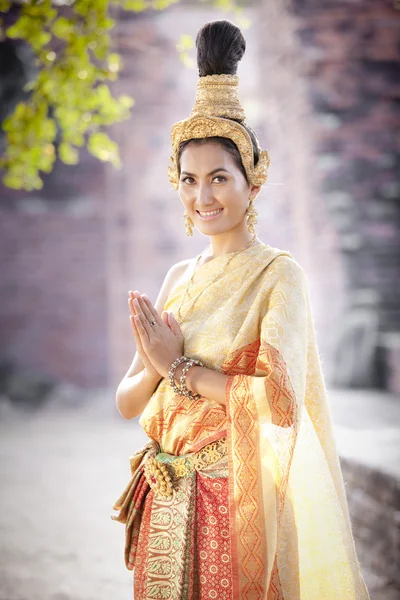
[139,242,370,600]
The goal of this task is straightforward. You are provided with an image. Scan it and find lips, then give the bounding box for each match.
[196,208,224,220]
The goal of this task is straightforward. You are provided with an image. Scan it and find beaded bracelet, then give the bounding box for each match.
[168,355,204,401]
[179,359,203,401]
[168,356,189,395]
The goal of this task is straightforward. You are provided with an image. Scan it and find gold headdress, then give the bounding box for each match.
[168,74,270,189]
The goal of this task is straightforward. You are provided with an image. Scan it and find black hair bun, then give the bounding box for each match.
[195,20,246,78]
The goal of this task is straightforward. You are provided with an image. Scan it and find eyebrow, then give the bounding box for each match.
[180,168,230,177]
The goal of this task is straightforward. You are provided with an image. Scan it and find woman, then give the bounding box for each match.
[112,20,370,600]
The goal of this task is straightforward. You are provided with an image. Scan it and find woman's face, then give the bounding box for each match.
[178,141,260,235]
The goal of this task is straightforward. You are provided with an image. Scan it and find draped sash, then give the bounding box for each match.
[115,242,370,600]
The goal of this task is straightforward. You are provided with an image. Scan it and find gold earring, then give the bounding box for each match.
[184,210,194,236]
[246,197,258,235]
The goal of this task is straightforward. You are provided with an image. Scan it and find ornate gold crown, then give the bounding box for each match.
[168,74,270,189]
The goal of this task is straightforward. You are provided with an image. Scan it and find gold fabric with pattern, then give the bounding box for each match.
[138,242,371,599]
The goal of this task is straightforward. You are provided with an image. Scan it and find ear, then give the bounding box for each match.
[249,185,261,199]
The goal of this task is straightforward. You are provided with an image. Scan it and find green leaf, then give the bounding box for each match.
[0,0,11,12]
[107,52,122,73]
[123,0,147,12]
[73,1,90,17]
[2,0,185,190]
[42,118,57,142]
[31,32,52,51]
[154,0,170,8]
[52,17,74,40]
[154,0,179,7]
[118,94,135,109]
[180,53,195,69]
[213,0,235,10]
[176,34,194,52]
[88,131,121,168]
[102,17,116,30]
[59,142,79,165]
[234,9,251,29]
[6,17,30,39]
[37,145,56,172]
[25,2,56,19]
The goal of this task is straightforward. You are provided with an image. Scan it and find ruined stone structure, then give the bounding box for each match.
[0,0,399,393]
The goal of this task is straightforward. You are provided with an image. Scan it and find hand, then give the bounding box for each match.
[128,292,162,380]
[128,290,184,379]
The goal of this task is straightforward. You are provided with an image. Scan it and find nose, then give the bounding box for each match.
[196,181,214,207]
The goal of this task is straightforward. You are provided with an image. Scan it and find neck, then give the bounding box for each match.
[207,231,258,258]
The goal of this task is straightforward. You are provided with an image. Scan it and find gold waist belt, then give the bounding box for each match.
[143,436,227,499]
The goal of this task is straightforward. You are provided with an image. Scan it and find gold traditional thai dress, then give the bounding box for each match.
[112,241,371,600]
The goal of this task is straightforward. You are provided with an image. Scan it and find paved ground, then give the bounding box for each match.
[329,387,400,481]
[0,391,148,600]
[0,387,398,600]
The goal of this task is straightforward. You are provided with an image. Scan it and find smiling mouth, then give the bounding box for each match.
[196,208,224,217]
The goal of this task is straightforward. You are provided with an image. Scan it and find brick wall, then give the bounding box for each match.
[0,2,399,390]
[0,154,109,387]
[290,0,400,392]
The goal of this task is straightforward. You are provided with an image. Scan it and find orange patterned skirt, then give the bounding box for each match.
[112,437,233,599]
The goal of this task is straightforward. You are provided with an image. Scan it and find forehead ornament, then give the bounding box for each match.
[168,74,270,189]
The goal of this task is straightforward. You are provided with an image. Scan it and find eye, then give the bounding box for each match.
[213,175,227,183]
[181,176,195,184]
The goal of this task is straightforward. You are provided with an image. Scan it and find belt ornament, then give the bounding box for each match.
[111,435,227,568]
[143,436,227,499]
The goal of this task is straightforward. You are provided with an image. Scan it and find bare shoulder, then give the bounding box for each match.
[168,257,192,283]
[161,258,192,304]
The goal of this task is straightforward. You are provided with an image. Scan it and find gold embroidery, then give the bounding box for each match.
[169,114,270,189]
[168,74,270,189]
[143,437,227,499]
[191,74,246,121]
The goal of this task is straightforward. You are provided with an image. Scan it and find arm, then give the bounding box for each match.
[174,361,229,406]
[116,370,162,420]
[116,260,189,420]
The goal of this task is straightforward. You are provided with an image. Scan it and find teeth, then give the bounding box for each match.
[199,209,223,216]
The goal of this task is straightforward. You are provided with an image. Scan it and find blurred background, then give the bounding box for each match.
[0,0,399,599]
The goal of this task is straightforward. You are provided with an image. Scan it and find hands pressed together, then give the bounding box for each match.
[128,290,184,380]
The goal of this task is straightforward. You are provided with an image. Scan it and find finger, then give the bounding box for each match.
[133,309,151,341]
[141,294,164,326]
[128,291,141,315]
[134,298,157,339]
[128,290,136,308]
[128,297,136,317]
[128,294,146,342]
[136,294,161,327]
[132,296,145,319]
[167,311,181,334]
[130,315,138,335]
[130,317,150,362]
[130,316,144,349]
